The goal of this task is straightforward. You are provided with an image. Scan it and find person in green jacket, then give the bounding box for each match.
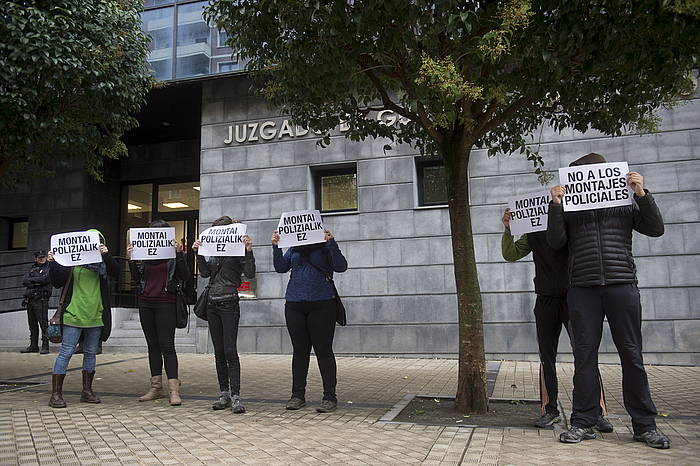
[47,229,120,408]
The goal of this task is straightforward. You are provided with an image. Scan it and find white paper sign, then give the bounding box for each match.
[507,190,551,236]
[50,231,102,267]
[198,224,247,257]
[559,162,633,212]
[277,210,325,248]
[129,228,176,260]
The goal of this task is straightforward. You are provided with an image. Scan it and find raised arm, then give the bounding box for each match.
[273,246,292,273]
[502,230,531,262]
[242,250,256,278]
[325,239,347,273]
[632,191,665,238]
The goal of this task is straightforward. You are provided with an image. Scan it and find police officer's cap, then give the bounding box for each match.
[34,249,47,258]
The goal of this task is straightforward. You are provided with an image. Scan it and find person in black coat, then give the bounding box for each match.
[547,153,669,449]
[20,249,52,354]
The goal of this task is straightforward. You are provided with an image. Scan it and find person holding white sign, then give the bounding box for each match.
[501,209,612,432]
[47,229,120,409]
[271,227,347,413]
[127,220,189,406]
[548,153,668,449]
[192,216,255,414]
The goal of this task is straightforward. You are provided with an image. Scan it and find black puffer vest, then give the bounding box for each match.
[547,191,664,287]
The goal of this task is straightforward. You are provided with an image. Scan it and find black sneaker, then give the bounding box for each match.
[559,426,596,443]
[20,346,39,353]
[633,430,670,449]
[231,395,246,414]
[595,416,614,433]
[316,399,337,413]
[212,391,231,410]
[285,397,306,410]
[40,341,49,354]
[533,412,561,428]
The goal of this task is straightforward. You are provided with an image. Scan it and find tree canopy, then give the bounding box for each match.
[0,0,153,185]
[207,0,700,412]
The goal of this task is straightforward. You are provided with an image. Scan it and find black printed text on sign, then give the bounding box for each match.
[129,228,176,260]
[507,190,551,236]
[277,210,325,248]
[198,224,247,257]
[50,231,102,267]
[558,162,633,212]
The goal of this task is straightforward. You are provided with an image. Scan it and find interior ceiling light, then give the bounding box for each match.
[162,202,189,209]
[193,186,200,191]
[127,203,142,211]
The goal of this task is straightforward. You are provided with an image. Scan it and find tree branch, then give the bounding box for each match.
[476,96,531,138]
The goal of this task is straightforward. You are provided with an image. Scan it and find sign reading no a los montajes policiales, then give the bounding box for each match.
[129,228,176,260]
[50,231,102,267]
[507,190,551,236]
[559,162,633,212]
[277,210,325,248]
[197,223,247,257]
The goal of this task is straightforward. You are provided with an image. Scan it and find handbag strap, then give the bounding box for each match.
[298,253,340,297]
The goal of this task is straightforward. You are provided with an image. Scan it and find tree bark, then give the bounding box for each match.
[443,142,488,414]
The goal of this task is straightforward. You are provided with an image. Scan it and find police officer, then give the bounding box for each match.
[21,249,52,354]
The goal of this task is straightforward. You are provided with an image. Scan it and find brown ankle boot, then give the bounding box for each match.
[139,376,163,402]
[80,370,101,403]
[167,379,181,406]
[49,374,67,408]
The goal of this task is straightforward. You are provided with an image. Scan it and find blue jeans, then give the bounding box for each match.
[53,325,102,374]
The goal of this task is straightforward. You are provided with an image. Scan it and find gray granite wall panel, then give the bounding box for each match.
[195,76,700,364]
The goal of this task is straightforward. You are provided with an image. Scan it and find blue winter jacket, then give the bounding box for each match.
[272,239,348,302]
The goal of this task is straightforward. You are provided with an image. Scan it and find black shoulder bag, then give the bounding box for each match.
[175,284,189,329]
[193,259,221,321]
[47,270,73,343]
[301,255,347,326]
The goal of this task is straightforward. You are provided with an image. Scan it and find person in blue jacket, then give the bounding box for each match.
[271,228,347,413]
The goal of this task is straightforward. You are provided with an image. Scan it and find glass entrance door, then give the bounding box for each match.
[118,181,200,306]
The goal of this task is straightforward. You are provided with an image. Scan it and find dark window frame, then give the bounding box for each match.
[8,217,29,250]
[416,157,448,207]
[311,163,358,214]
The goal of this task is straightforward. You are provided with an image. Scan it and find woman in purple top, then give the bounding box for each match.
[127,220,189,406]
[271,228,347,413]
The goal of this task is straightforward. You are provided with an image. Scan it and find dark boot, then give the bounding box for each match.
[40,339,49,355]
[80,370,101,403]
[48,374,66,408]
[21,345,39,353]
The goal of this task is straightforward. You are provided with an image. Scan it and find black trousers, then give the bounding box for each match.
[535,296,608,416]
[568,284,657,434]
[207,299,241,395]
[285,300,337,401]
[139,300,179,379]
[26,297,49,347]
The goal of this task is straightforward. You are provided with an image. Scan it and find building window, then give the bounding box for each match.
[217,29,229,48]
[217,61,238,73]
[140,6,174,80]
[176,1,211,78]
[10,219,29,250]
[158,182,200,212]
[312,164,358,213]
[416,158,448,206]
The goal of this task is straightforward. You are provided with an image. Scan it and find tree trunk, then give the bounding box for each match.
[443,143,488,414]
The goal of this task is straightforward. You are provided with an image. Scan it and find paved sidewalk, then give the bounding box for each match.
[0,353,697,465]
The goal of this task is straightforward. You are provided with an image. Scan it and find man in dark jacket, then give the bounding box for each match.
[547,153,669,449]
[502,215,611,431]
[21,249,52,354]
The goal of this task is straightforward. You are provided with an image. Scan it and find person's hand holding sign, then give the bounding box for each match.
[99,244,109,255]
[271,230,280,246]
[550,185,565,205]
[126,243,133,259]
[173,240,183,253]
[324,230,333,242]
[47,251,54,262]
[191,239,201,251]
[627,172,645,197]
[502,209,511,229]
[243,234,253,251]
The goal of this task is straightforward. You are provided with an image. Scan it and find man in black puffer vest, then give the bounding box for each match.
[502,214,610,431]
[547,153,669,449]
